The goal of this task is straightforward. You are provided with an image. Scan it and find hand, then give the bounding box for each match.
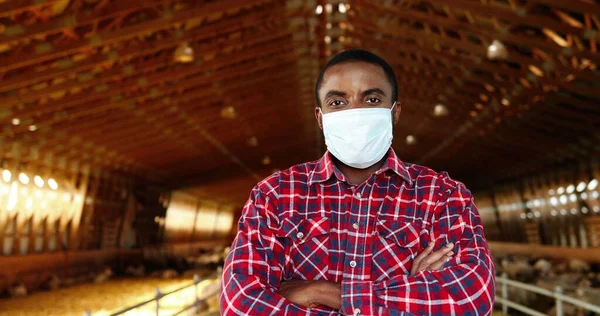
[278,280,341,309]
[410,242,454,275]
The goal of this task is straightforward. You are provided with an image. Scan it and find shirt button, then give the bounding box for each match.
[296,232,304,239]
[352,223,359,229]
[349,260,357,268]
[354,308,361,316]
[355,192,362,199]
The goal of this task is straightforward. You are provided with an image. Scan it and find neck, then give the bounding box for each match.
[333,155,388,186]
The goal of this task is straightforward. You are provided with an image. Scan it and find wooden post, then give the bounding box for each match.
[79,170,101,250]
[69,163,90,250]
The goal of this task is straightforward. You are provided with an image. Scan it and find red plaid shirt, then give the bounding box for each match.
[221,149,495,315]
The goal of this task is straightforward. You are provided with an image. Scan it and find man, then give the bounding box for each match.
[221,50,495,315]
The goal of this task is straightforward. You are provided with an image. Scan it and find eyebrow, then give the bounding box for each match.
[325,88,386,99]
[325,90,347,99]
[362,88,386,97]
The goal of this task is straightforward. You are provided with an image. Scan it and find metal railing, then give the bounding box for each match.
[85,272,220,316]
[495,273,600,316]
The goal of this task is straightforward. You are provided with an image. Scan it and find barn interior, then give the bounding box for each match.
[0,0,599,315]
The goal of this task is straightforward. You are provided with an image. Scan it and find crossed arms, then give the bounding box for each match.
[220,184,495,315]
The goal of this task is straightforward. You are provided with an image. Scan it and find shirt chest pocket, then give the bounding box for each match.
[372,220,423,280]
[276,217,331,280]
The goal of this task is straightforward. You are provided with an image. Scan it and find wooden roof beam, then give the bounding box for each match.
[531,0,600,16]
[437,0,595,40]
[0,7,284,94]
[13,67,303,158]
[23,72,306,155]
[0,0,276,73]
[4,23,294,109]
[0,0,174,47]
[350,17,598,84]
[7,39,299,126]
[28,76,304,140]
[354,1,600,66]
[0,0,61,18]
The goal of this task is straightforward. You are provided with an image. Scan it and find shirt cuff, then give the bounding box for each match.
[341,280,375,316]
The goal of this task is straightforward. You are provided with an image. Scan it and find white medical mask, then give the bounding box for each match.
[320,103,395,169]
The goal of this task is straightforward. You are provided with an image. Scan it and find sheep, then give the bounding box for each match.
[93,267,113,284]
[8,282,27,298]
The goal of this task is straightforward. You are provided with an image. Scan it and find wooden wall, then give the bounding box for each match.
[0,166,235,294]
[476,161,600,248]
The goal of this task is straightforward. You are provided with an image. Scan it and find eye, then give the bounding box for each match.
[328,99,346,107]
[366,97,381,104]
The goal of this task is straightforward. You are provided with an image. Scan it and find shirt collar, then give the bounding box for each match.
[308,148,413,186]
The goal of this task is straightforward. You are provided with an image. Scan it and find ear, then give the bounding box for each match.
[315,107,323,129]
[393,101,401,125]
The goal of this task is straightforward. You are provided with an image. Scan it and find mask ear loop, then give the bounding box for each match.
[390,101,397,112]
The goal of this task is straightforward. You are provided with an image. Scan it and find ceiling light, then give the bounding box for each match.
[487,40,508,60]
[48,178,58,190]
[12,118,20,125]
[29,125,37,131]
[173,43,194,63]
[576,181,587,192]
[7,182,18,212]
[569,193,577,202]
[566,184,575,194]
[406,135,417,145]
[588,179,598,190]
[338,3,347,13]
[34,175,44,188]
[262,156,271,165]
[19,173,29,185]
[220,106,237,119]
[557,186,565,194]
[433,104,449,117]
[559,195,567,205]
[315,5,323,15]
[324,36,331,44]
[2,170,11,182]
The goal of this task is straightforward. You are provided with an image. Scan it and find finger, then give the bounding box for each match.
[418,243,454,272]
[411,243,435,274]
[413,242,434,265]
[427,252,454,271]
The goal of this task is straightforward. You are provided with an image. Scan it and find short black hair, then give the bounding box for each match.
[315,49,398,107]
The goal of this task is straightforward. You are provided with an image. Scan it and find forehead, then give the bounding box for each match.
[320,61,390,94]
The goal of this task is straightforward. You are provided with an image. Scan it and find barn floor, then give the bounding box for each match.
[0,274,220,316]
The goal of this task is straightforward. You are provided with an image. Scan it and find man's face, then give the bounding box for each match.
[315,61,400,128]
